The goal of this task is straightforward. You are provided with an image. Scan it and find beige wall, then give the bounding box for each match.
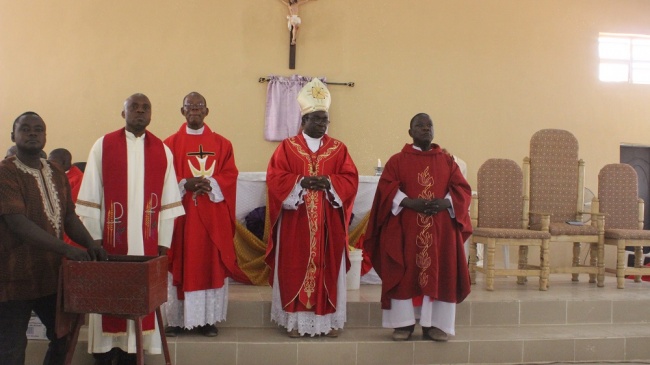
[2,0,650,189]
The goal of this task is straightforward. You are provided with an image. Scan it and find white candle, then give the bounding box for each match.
[377,159,381,168]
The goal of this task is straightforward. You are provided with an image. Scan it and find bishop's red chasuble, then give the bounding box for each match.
[363,144,472,309]
[266,133,358,315]
[164,123,248,298]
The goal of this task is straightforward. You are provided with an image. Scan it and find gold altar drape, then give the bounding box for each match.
[233,202,371,286]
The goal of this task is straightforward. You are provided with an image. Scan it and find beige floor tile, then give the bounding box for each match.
[222,301,266,327]
[567,299,612,324]
[297,342,357,365]
[575,338,625,361]
[455,301,470,326]
[520,299,566,324]
[368,304,383,327]
[237,343,298,365]
[346,302,372,327]
[613,299,650,323]
[174,342,235,365]
[469,339,523,364]
[414,340,469,364]
[523,339,574,362]
[357,342,414,365]
[626,336,650,360]
[470,301,520,326]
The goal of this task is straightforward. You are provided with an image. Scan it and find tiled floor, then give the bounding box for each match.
[26,274,650,364]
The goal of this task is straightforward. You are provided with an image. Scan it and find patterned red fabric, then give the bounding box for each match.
[364,144,472,309]
[266,133,358,314]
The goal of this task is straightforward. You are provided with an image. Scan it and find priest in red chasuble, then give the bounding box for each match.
[363,113,472,342]
[266,78,359,338]
[76,93,185,363]
[163,92,246,338]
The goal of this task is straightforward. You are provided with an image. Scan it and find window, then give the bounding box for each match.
[599,33,650,84]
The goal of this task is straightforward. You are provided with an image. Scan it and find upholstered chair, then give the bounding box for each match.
[470,158,551,291]
[523,129,605,287]
[595,163,650,288]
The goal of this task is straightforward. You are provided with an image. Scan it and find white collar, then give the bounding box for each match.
[125,129,145,140]
[302,132,323,153]
[186,125,205,135]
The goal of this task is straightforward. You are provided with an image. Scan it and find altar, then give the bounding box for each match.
[236,172,379,230]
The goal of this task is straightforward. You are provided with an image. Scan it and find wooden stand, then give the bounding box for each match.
[60,255,171,365]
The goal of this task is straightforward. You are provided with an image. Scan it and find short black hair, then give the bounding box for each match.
[409,113,431,128]
[13,111,41,132]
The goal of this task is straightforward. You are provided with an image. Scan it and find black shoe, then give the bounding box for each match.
[117,351,137,365]
[200,324,219,337]
[93,348,117,365]
[165,326,182,337]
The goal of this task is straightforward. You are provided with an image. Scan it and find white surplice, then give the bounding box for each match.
[76,130,185,355]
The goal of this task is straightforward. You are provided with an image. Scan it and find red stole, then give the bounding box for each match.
[101,128,166,334]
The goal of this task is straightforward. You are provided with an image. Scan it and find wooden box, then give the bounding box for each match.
[62,255,168,316]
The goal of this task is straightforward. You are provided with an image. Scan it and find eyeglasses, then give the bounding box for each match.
[307,116,330,126]
[183,103,206,110]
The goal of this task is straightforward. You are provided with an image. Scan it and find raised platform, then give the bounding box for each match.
[28,274,650,365]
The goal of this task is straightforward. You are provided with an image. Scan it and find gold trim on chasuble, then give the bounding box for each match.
[287,137,341,309]
[105,201,124,248]
[416,166,435,288]
[144,193,159,240]
[13,159,64,238]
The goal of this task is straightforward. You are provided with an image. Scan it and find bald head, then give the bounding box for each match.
[181,91,209,130]
[122,93,152,137]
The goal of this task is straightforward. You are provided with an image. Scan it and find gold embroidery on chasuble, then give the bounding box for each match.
[287,137,341,309]
[415,166,435,288]
[144,193,159,240]
[105,201,124,248]
[14,159,63,237]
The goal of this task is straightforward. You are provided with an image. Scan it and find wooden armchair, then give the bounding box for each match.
[524,129,605,287]
[594,163,650,288]
[469,158,551,291]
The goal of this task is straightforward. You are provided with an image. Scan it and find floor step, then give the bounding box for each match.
[26,274,650,364]
[28,323,650,365]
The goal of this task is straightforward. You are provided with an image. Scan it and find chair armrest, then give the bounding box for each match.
[528,211,550,231]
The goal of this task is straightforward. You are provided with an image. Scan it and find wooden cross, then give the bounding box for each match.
[289,32,296,69]
[279,0,317,69]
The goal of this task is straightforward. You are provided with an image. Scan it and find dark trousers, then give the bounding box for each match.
[0,294,67,365]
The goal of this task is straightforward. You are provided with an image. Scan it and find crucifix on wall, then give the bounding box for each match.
[278,0,317,69]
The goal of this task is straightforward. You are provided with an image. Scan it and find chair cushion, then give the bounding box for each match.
[473,227,551,239]
[545,222,599,235]
[605,228,650,240]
